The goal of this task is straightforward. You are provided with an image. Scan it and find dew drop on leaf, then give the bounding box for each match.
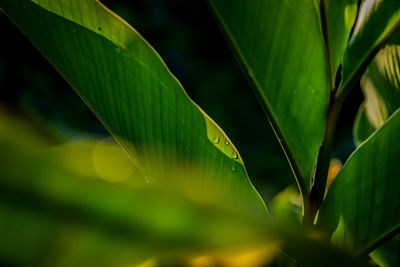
[231,151,238,159]
[213,136,220,144]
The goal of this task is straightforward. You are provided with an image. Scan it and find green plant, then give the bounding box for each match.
[1,0,400,266]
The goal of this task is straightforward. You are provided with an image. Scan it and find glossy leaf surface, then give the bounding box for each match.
[209,0,330,191]
[338,0,400,96]
[0,0,266,215]
[319,109,400,253]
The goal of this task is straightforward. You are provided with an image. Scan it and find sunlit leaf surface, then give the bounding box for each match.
[319,109,400,254]
[209,0,330,193]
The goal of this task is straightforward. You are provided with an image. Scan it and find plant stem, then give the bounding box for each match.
[306,90,341,226]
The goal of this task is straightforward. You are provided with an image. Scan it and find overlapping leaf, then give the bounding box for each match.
[353,35,400,144]
[0,0,266,215]
[338,0,400,96]
[353,105,376,146]
[209,0,330,192]
[319,109,400,254]
[323,0,358,84]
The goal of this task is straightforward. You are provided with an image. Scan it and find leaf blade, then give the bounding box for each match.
[323,0,358,85]
[0,0,266,214]
[338,0,400,96]
[353,37,400,145]
[319,109,400,253]
[209,0,330,191]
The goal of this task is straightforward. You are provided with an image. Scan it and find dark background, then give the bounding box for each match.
[0,0,363,204]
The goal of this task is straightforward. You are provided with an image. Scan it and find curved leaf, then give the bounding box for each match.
[0,0,266,215]
[353,38,400,145]
[363,42,400,121]
[353,104,376,146]
[319,109,400,254]
[338,0,400,96]
[323,0,358,84]
[209,0,330,192]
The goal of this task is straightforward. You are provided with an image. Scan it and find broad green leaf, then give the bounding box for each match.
[318,109,400,253]
[353,39,400,145]
[0,116,275,266]
[323,0,358,84]
[338,0,400,96]
[209,0,330,192]
[0,0,266,215]
[353,104,376,146]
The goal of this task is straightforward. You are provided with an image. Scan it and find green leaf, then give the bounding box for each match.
[353,38,400,145]
[362,42,400,124]
[322,0,358,84]
[318,109,400,254]
[338,0,400,96]
[0,0,266,215]
[209,0,330,192]
[353,104,376,146]
[0,116,275,266]
[370,235,400,267]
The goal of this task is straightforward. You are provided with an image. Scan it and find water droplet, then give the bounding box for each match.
[224,140,229,145]
[213,136,220,144]
[231,151,238,159]
[231,165,236,172]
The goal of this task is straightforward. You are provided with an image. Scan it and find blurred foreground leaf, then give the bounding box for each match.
[0,115,275,267]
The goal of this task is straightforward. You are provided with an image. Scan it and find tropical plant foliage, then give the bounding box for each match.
[1,0,400,266]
